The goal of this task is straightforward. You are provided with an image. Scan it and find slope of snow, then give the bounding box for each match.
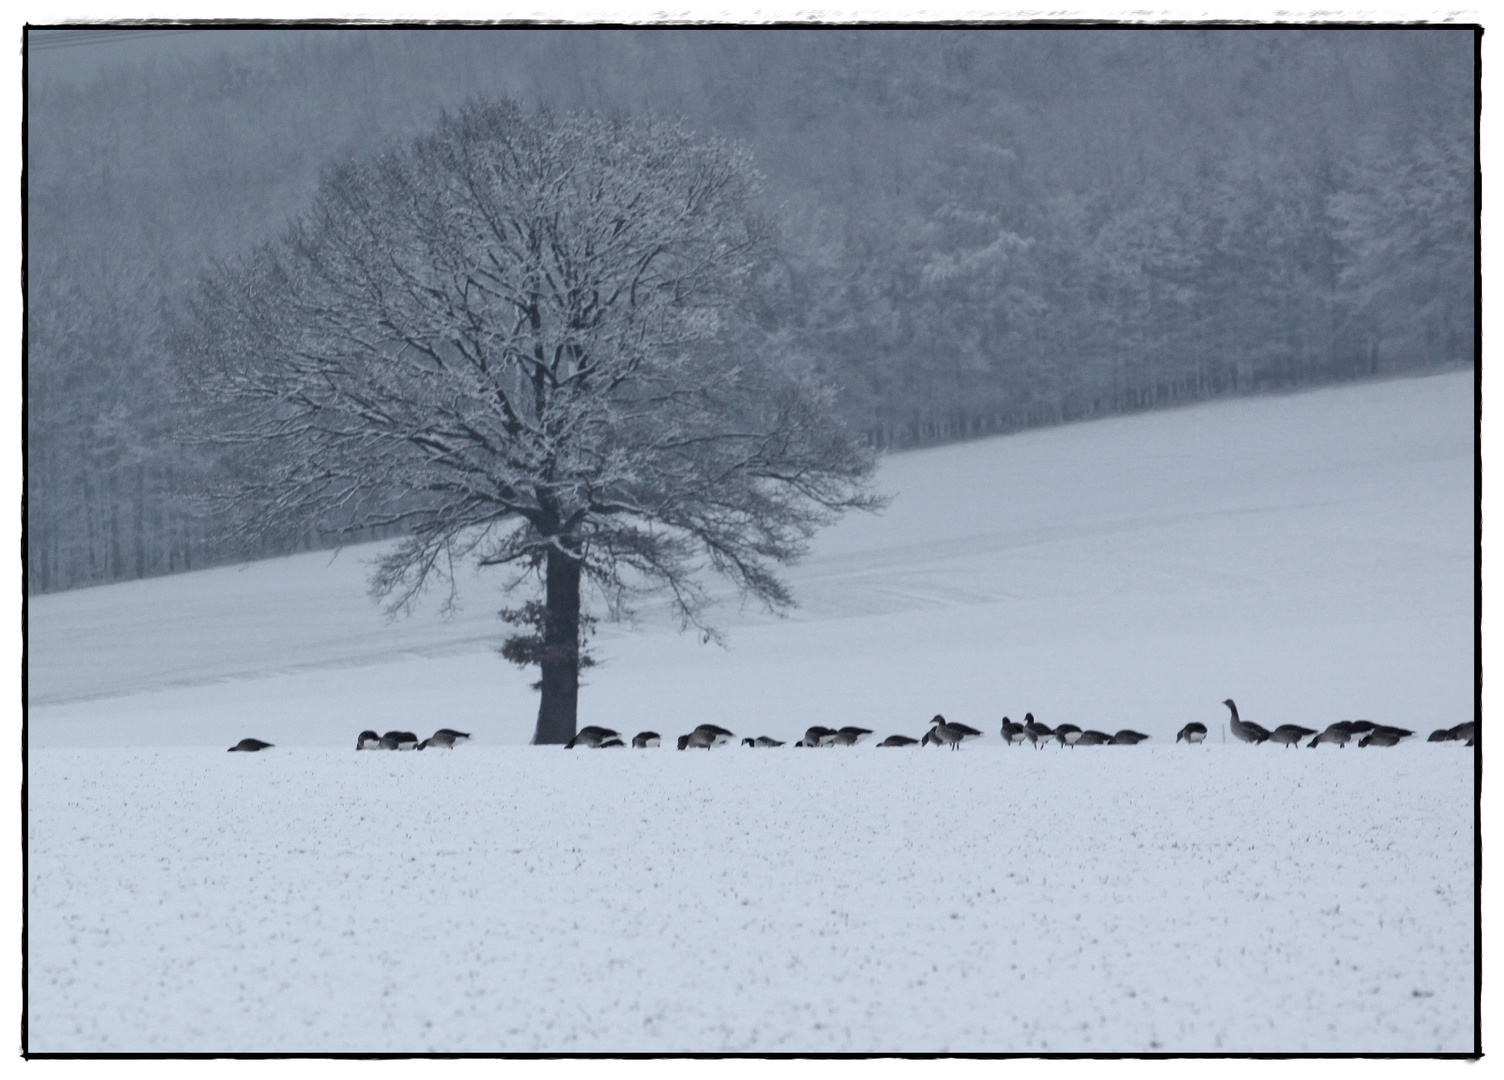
[26,372,1476,1052]
[29,371,1474,748]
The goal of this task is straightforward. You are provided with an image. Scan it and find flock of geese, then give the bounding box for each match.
[225,700,1475,753]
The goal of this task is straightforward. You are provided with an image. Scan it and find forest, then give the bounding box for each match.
[26,28,1476,595]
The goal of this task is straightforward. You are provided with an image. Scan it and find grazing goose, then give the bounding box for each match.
[1000,717,1026,745]
[877,734,919,747]
[1309,724,1353,748]
[1427,729,1454,742]
[679,728,717,750]
[357,730,382,750]
[1073,730,1112,746]
[694,724,736,747]
[833,726,874,746]
[1269,725,1317,748]
[1359,728,1405,748]
[1053,723,1084,748]
[1023,713,1054,749]
[1448,721,1477,746]
[930,715,983,750]
[417,728,471,750]
[742,736,786,747]
[564,726,620,749]
[228,738,273,752]
[632,731,661,748]
[1223,700,1271,744]
[1175,722,1208,744]
[378,731,420,751]
[1109,729,1150,745]
[802,726,838,747]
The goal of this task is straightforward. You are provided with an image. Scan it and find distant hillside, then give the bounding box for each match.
[26,28,1475,594]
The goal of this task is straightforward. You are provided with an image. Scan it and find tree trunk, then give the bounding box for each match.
[532,546,583,744]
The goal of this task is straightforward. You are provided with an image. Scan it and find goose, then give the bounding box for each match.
[930,715,983,750]
[1023,713,1054,749]
[1223,700,1271,744]
[679,729,717,750]
[1359,728,1405,748]
[832,726,874,746]
[356,730,382,750]
[228,738,273,752]
[742,736,786,747]
[1109,729,1150,745]
[1073,730,1112,746]
[417,728,471,750]
[694,724,736,747]
[1269,725,1317,748]
[877,735,919,747]
[1053,723,1084,748]
[1309,725,1352,748]
[632,731,661,748]
[379,730,420,751]
[1447,721,1476,746]
[1175,722,1207,744]
[1000,717,1026,745]
[803,726,838,747]
[564,726,620,749]
[1427,729,1454,742]
[920,729,944,748]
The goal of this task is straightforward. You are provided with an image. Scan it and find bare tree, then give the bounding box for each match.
[176,99,882,743]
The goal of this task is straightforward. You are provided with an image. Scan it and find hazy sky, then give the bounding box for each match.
[27,27,360,87]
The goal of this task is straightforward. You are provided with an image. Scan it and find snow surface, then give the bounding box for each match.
[26,371,1477,1052]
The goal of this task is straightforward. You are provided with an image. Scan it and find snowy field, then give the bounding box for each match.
[27,371,1477,1052]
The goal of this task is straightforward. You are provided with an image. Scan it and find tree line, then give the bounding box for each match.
[27,28,1476,595]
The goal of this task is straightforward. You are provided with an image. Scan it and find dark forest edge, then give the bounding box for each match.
[27,28,1475,595]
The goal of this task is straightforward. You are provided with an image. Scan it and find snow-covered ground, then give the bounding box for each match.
[27,371,1476,1052]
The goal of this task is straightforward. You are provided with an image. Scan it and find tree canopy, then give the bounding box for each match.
[177,99,882,740]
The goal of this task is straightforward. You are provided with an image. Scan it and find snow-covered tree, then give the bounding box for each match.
[177,99,881,743]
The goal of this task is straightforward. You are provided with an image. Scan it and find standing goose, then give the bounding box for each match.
[1022,713,1054,749]
[1175,722,1207,744]
[1053,723,1083,748]
[1109,729,1150,745]
[632,731,662,748]
[356,730,382,750]
[1000,717,1026,745]
[929,715,983,751]
[1269,725,1317,748]
[878,734,919,747]
[228,738,273,752]
[1073,729,1112,746]
[1222,700,1271,744]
